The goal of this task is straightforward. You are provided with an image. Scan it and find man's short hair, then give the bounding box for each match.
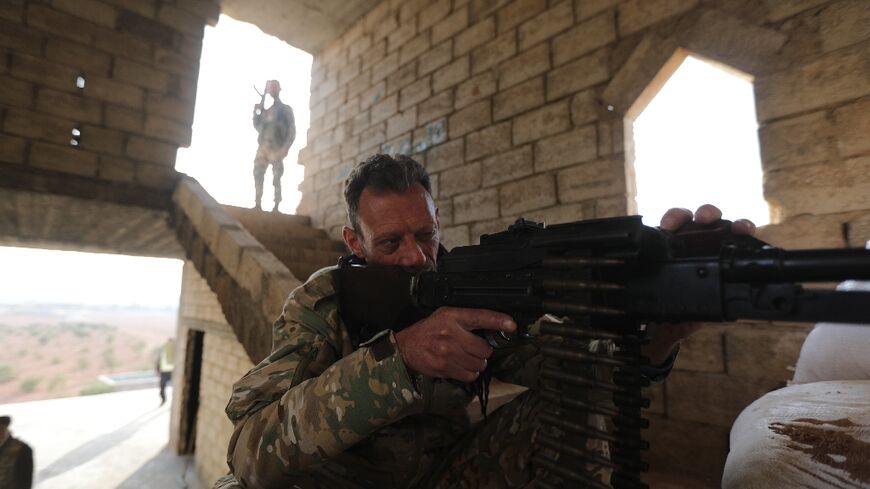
[0,416,10,427]
[344,154,432,233]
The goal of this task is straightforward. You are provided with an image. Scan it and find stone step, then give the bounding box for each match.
[223,205,312,227]
[256,235,347,254]
[271,247,344,270]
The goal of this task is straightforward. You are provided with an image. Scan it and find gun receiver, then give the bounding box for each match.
[338,215,870,489]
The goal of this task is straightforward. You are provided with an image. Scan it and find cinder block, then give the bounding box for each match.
[724,322,811,380]
[79,124,126,156]
[156,3,204,37]
[465,121,511,161]
[517,0,573,51]
[386,107,417,139]
[433,56,471,92]
[27,5,94,44]
[105,104,145,132]
[498,43,549,91]
[36,89,102,124]
[499,173,557,215]
[471,30,516,74]
[453,187,499,224]
[617,0,698,36]
[557,157,624,202]
[574,0,619,22]
[370,93,398,125]
[818,0,870,53]
[0,74,32,109]
[11,54,83,94]
[114,58,171,92]
[29,141,98,177]
[359,123,387,153]
[497,0,547,33]
[833,96,870,158]
[418,89,453,124]
[387,61,417,96]
[756,41,870,122]
[449,99,490,138]
[419,40,454,76]
[759,111,834,171]
[98,155,136,183]
[3,108,75,145]
[53,0,118,28]
[439,162,481,198]
[546,48,610,101]
[399,77,431,111]
[0,134,27,165]
[481,145,533,186]
[570,89,600,126]
[361,39,388,73]
[339,57,361,86]
[553,10,616,66]
[432,6,469,44]
[512,100,570,145]
[146,92,196,124]
[387,22,416,54]
[454,17,495,56]
[493,77,544,121]
[441,224,471,249]
[45,39,112,76]
[93,25,154,63]
[0,18,44,56]
[455,71,496,110]
[534,124,597,171]
[425,137,464,172]
[765,156,870,218]
[523,202,586,225]
[126,136,178,165]
[418,0,451,31]
[85,75,145,109]
[144,114,193,146]
[399,32,431,66]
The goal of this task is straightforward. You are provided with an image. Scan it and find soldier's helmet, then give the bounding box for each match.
[0,415,10,427]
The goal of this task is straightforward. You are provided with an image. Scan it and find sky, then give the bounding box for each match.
[0,32,767,308]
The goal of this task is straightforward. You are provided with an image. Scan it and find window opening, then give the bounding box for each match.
[628,55,769,226]
[75,75,86,89]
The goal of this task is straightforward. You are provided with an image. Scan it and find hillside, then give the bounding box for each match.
[0,304,176,404]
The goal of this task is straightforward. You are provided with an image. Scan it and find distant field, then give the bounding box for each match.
[0,305,176,404]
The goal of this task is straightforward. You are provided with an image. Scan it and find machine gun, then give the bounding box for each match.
[338,215,870,489]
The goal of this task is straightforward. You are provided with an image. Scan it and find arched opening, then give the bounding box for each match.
[625,51,769,226]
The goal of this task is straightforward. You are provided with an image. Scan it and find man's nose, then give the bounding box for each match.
[397,239,426,268]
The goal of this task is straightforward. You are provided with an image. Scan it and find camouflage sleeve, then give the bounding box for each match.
[224,271,424,489]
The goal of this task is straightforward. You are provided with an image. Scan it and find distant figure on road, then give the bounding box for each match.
[252,79,296,212]
[156,338,175,406]
[0,415,33,489]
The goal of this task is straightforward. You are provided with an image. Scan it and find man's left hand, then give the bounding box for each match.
[642,204,756,365]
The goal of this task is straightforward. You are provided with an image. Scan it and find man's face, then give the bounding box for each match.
[343,183,440,271]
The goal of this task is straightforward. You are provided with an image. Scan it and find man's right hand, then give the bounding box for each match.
[394,307,516,382]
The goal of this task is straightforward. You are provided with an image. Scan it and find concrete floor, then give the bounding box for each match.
[0,388,204,489]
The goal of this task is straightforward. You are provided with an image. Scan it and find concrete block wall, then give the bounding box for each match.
[176,261,254,487]
[296,0,870,482]
[0,0,218,188]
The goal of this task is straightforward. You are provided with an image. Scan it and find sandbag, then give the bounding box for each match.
[792,281,870,385]
[722,380,870,489]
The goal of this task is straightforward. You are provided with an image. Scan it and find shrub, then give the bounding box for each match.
[0,364,14,383]
[20,377,40,393]
[79,383,114,396]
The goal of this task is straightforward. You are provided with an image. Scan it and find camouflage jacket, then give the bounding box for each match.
[253,100,295,151]
[224,267,541,489]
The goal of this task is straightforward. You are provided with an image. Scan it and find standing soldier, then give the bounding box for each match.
[252,79,296,212]
[0,416,33,489]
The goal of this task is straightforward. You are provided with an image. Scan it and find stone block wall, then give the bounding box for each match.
[0,0,218,189]
[296,0,870,482]
[176,261,254,487]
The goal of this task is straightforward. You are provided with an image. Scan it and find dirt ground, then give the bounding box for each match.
[0,305,176,404]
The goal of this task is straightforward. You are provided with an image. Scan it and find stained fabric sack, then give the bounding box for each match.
[792,280,870,385]
[722,380,870,489]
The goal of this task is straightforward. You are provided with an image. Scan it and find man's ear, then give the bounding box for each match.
[342,225,365,257]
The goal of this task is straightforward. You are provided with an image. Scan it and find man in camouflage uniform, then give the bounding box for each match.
[215,155,753,488]
[0,416,33,489]
[253,80,296,212]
